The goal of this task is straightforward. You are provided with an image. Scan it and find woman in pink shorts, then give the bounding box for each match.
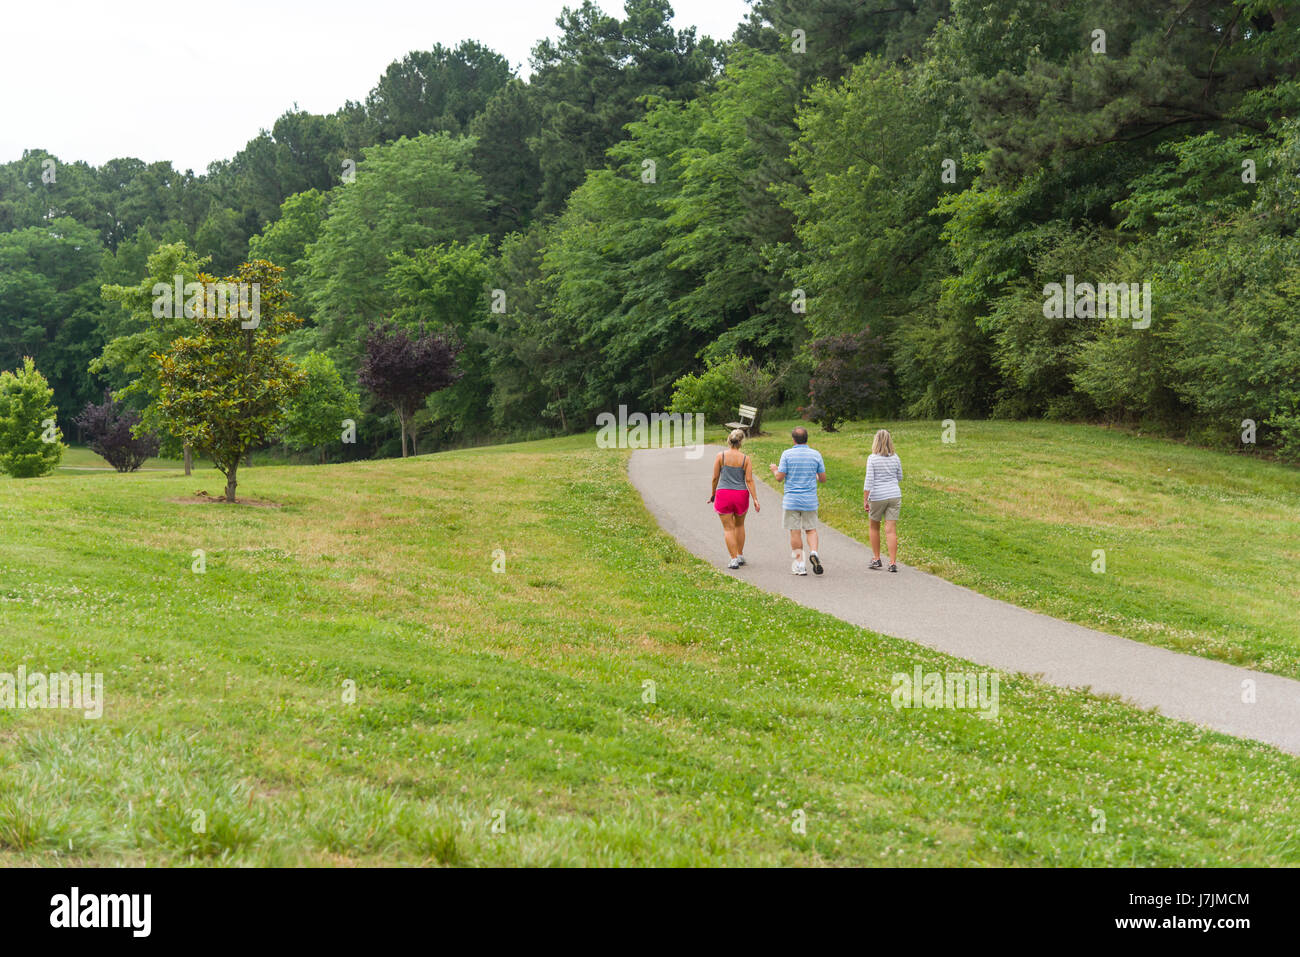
[709,429,761,569]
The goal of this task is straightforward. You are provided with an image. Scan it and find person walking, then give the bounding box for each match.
[863,429,902,572]
[769,426,826,575]
[709,429,761,569]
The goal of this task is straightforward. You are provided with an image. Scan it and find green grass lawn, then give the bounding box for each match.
[0,424,1297,865]
[57,445,290,471]
[745,420,1300,681]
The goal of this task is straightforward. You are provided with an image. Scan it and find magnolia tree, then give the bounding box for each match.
[155,261,305,501]
[358,322,461,457]
[0,357,64,477]
[75,391,160,472]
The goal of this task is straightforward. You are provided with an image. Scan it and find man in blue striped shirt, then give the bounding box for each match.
[768,427,826,575]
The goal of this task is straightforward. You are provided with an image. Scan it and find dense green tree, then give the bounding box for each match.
[0,356,63,477]
[470,80,544,238]
[304,134,488,373]
[733,0,950,83]
[527,0,719,216]
[664,51,802,364]
[280,351,361,463]
[247,188,331,324]
[0,218,106,414]
[364,41,512,142]
[479,222,568,430]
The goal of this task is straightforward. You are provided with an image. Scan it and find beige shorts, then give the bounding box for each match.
[782,509,818,530]
[868,497,901,522]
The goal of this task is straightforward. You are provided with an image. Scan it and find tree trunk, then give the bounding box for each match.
[224,463,238,503]
[183,442,193,476]
[410,426,418,457]
[399,413,409,457]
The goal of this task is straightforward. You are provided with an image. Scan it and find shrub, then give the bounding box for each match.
[0,357,64,478]
[668,354,775,431]
[74,391,160,472]
[800,330,888,432]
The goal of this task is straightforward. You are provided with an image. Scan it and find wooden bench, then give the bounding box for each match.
[725,404,758,436]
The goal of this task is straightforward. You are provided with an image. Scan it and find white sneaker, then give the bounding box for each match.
[791,558,801,574]
[795,562,808,576]
[735,556,746,566]
[727,558,741,569]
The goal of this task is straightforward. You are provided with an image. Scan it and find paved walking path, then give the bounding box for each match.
[628,444,1300,755]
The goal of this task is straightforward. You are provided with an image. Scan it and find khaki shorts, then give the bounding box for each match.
[869,497,901,522]
[782,509,818,531]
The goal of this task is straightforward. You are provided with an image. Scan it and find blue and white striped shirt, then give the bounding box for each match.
[777,445,825,510]
[864,453,902,501]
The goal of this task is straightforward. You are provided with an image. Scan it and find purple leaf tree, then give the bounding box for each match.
[75,391,161,472]
[358,322,462,457]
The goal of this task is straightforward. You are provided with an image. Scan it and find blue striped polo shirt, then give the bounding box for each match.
[777,445,825,511]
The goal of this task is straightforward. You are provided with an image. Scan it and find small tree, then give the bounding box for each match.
[0,357,64,477]
[801,330,888,432]
[358,322,461,457]
[155,261,305,502]
[281,352,362,463]
[75,391,160,472]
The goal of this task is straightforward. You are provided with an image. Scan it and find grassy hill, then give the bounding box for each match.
[0,423,1297,865]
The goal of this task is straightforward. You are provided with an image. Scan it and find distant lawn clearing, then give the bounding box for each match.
[0,425,1297,865]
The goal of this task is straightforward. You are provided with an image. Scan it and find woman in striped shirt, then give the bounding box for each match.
[862,429,902,572]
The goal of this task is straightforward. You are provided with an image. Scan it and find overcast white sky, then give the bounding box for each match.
[0,0,750,174]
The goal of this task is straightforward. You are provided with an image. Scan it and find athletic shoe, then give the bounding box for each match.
[795,562,808,576]
[889,563,898,573]
[736,556,746,566]
[808,552,823,575]
[869,558,883,570]
[727,558,742,569]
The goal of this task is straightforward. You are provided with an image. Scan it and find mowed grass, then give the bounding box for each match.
[0,426,1297,865]
[745,420,1300,681]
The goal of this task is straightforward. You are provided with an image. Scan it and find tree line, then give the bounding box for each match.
[1,0,1298,468]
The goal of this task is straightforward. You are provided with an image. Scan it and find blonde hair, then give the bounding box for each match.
[871,429,895,456]
[727,429,746,448]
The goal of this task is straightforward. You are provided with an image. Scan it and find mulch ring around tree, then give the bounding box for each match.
[168,490,282,508]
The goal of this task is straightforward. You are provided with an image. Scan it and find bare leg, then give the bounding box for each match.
[720,514,738,558]
[885,520,898,565]
[806,528,819,555]
[788,529,803,562]
[869,520,881,560]
[734,513,747,556]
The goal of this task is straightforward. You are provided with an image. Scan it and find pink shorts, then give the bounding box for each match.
[714,488,749,515]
